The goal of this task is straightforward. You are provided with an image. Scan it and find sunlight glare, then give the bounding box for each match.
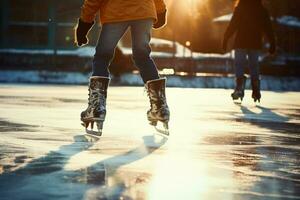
[147,134,236,200]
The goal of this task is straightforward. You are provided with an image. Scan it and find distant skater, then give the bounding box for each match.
[223,0,276,102]
[74,0,170,136]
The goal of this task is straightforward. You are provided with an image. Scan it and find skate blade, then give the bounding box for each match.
[153,121,169,137]
[86,129,102,137]
[233,100,242,105]
[254,99,261,104]
[82,120,103,140]
[82,134,100,142]
[233,98,243,105]
[232,96,243,103]
[231,96,239,100]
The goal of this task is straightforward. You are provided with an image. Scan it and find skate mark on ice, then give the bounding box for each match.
[0,95,84,104]
[0,118,38,133]
[53,98,84,103]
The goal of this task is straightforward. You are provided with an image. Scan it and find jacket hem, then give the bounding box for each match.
[100,16,157,25]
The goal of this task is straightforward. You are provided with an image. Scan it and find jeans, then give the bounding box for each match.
[92,19,159,83]
[234,49,260,79]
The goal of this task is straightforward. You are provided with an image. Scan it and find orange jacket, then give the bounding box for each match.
[80,0,166,24]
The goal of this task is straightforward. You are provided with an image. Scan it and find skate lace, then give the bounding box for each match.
[88,89,106,108]
[148,89,166,110]
[98,92,106,108]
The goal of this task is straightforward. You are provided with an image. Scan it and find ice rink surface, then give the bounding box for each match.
[0,84,299,200]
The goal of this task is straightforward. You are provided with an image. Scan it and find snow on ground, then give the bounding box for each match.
[0,47,96,57]
[120,73,300,91]
[0,70,89,84]
[0,84,299,200]
[1,70,300,91]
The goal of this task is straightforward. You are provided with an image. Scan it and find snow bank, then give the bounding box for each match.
[0,70,299,91]
[0,70,89,84]
[0,47,95,57]
[121,73,300,91]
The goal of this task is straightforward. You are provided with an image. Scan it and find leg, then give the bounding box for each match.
[82,22,129,136]
[234,49,247,78]
[130,19,169,134]
[248,50,261,102]
[232,49,248,101]
[92,22,129,77]
[248,50,260,80]
[130,19,159,83]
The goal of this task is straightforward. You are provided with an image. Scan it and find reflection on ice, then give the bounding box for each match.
[147,143,235,199]
[0,85,299,199]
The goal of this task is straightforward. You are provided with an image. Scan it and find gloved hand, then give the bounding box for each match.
[269,42,276,55]
[153,10,167,29]
[75,19,94,47]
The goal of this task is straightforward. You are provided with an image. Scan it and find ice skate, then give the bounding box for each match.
[146,78,170,136]
[81,76,110,138]
[251,78,261,103]
[231,75,247,102]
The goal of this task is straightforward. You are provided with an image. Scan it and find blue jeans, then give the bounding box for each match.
[234,49,260,79]
[92,19,159,83]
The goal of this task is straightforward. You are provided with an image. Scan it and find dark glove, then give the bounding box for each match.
[153,10,167,29]
[75,19,94,47]
[269,42,276,55]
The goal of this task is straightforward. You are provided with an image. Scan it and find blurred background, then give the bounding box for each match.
[0,0,300,89]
